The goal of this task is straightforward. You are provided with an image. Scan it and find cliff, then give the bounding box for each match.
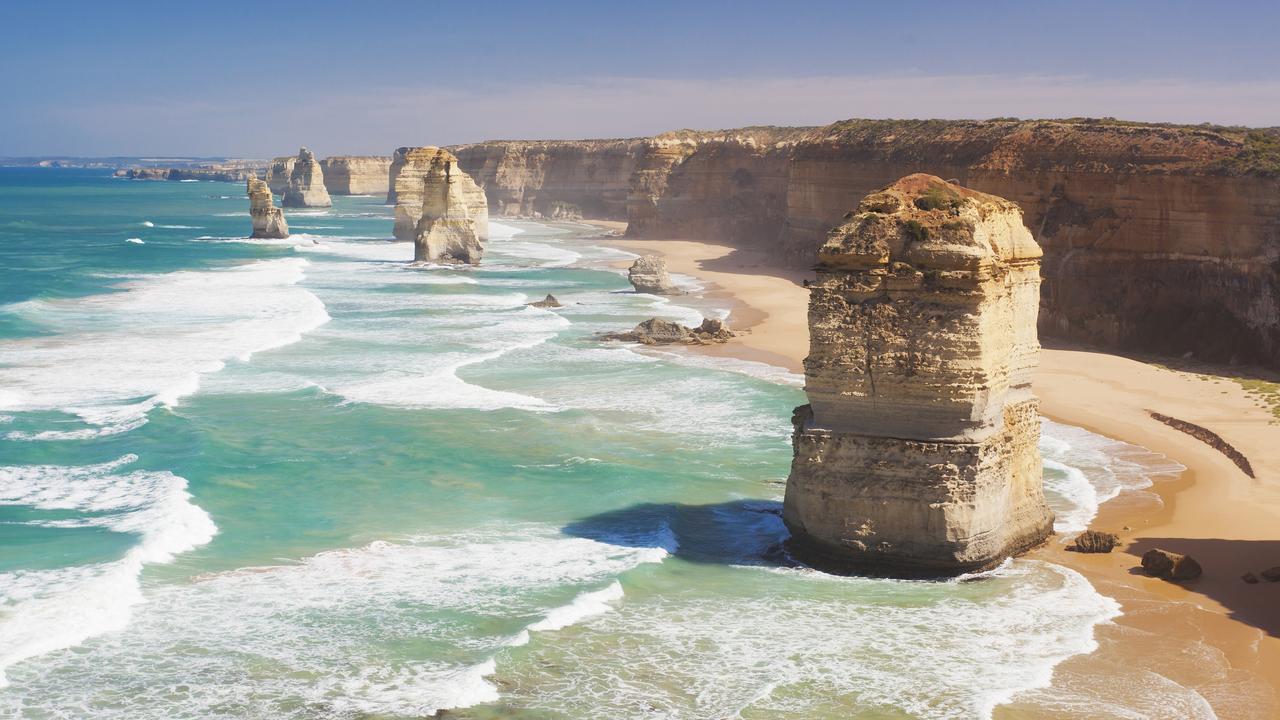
[114,165,261,182]
[782,174,1054,576]
[319,156,392,195]
[247,177,288,239]
[266,155,296,195]
[450,120,1280,368]
[391,147,488,243]
[282,148,332,208]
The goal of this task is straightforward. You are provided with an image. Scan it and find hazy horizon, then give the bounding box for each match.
[3,0,1277,157]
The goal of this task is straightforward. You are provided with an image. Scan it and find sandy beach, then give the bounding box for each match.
[597,225,1280,717]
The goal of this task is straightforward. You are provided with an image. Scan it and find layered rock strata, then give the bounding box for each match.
[282,148,332,208]
[627,255,679,294]
[319,156,392,195]
[782,174,1054,577]
[391,147,489,244]
[266,155,296,195]
[247,177,288,239]
[449,120,1280,367]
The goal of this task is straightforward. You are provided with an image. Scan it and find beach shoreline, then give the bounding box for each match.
[587,221,1280,717]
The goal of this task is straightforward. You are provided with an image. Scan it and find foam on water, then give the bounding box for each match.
[125,237,144,244]
[0,258,330,437]
[0,455,216,686]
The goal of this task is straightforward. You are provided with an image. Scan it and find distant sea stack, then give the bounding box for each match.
[782,174,1053,577]
[281,148,332,208]
[320,156,392,195]
[391,147,489,243]
[266,155,296,195]
[247,177,288,239]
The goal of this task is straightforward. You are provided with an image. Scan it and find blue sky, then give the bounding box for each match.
[2,0,1276,156]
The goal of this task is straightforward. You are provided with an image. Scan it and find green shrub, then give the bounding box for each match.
[914,184,962,212]
[904,220,928,243]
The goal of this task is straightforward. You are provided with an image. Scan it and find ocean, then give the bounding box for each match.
[0,168,1182,719]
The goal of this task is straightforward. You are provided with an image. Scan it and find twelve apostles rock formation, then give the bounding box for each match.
[319,156,392,195]
[282,148,332,208]
[246,177,288,239]
[781,175,1054,576]
[448,120,1280,368]
[627,255,679,294]
[265,155,296,195]
[391,147,489,246]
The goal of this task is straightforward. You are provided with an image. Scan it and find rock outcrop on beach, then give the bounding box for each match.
[390,147,489,244]
[450,119,1280,368]
[319,156,392,195]
[602,317,733,345]
[1070,530,1120,553]
[247,177,288,239]
[281,148,332,208]
[627,255,680,294]
[266,155,296,195]
[781,175,1054,577]
[1142,548,1203,581]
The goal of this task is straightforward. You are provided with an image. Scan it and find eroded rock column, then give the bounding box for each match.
[282,147,332,208]
[247,177,288,239]
[783,173,1053,576]
[391,147,489,243]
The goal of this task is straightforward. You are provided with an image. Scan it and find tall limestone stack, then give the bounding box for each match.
[282,148,332,208]
[783,174,1054,577]
[400,148,489,264]
[266,155,296,195]
[391,146,489,243]
[247,177,289,239]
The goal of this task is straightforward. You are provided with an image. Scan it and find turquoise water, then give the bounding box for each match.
[0,169,1176,718]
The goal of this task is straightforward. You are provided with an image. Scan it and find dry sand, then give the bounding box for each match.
[596,226,1280,717]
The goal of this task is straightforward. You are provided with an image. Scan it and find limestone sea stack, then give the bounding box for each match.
[319,156,392,195]
[391,147,489,243]
[627,255,679,294]
[282,148,332,208]
[782,174,1054,577]
[247,177,288,239]
[265,155,296,195]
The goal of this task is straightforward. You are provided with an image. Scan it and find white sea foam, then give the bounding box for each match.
[125,237,144,244]
[178,179,199,183]
[140,220,154,227]
[0,455,216,686]
[527,581,625,632]
[0,258,329,437]
[155,224,203,229]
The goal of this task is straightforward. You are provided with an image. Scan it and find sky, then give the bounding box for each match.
[1,0,1277,157]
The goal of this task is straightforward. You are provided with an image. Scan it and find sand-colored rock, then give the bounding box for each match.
[391,147,489,243]
[247,177,288,239]
[1070,530,1120,553]
[266,155,296,195]
[627,255,679,294]
[529,294,563,308]
[282,148,331,208]
[782,174,1054,576]
[319,156,392,195]
[601,317,733,345]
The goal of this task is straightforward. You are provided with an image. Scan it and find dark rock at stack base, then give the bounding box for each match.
[1069,530,1119,553]
[1141,548,1202,581]
[600,317,734,345]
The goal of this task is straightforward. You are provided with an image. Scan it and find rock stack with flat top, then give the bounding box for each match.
[247,177,288,239]
[282,147,332,208]
[783,174,1054,577]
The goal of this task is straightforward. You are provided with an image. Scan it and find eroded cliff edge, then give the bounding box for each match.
[450,120,1280,367]
[782,174,1054,576]
[320,156,392,195]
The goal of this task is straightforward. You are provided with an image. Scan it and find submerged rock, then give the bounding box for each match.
[1069,530,1119,553]
[529,294,563,308]
[282,147,332,208]
[782,174,1053,577]
[627,255,680,294]
[602,317,733,345]
[1141,548,1202,581]
[247,177,288,239]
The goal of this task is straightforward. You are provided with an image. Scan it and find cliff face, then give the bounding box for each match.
[319,156,392,195]
[783,175,1054,576]
[282,148,332,208]
[391,147,488,242]
[450,120,1280,367]
[247,177,288,239]
[266,156,296,195]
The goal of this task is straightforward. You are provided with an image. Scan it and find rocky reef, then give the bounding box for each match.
[450,119,1280,368]
[391,147,489,245]
[319,156,392,195]
[782,174,1054,577]
[602,317,733,345]
[266,155,296,195]
[627,255,680,294]
[247,177,288,239]
[281,148,331,208]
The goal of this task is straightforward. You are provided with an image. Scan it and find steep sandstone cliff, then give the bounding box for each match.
[320,156,392,195]
[450,120,1280,367]
[391,147,488,242]
[266,156,296,195]
[783,175,1054,576]
[282,148,332,208]
[247,177,288,239]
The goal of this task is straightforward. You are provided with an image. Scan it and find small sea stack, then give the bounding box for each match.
[782,174,1054,577]
[282,147,332,208]
[247,177,288,239]
[391,147,489,242]
[627,255,680,294]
